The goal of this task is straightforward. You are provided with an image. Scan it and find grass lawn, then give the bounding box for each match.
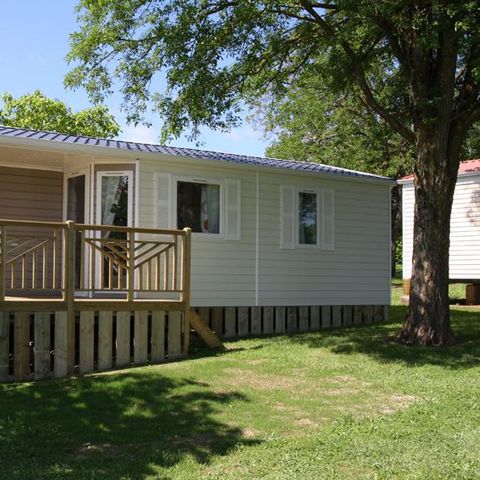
[1,305,479,479]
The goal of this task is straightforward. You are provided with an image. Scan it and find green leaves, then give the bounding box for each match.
[0,90,120,138]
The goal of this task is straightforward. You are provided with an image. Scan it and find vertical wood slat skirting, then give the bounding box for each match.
[98,311,113,371]
[190,304,387,340]
[34,312,51,380]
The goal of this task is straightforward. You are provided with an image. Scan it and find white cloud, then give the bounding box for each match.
[120,124,160,144]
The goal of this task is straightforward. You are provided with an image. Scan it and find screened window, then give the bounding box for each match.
[177,181,220,234]
[298,191,318,245]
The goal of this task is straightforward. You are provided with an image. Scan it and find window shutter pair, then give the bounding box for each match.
[280,186,335,249]
[155,173,241,239]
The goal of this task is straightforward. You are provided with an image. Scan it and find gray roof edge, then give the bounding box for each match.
[0,125,395,185]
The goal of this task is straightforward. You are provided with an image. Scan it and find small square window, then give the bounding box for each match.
[298,191,317,245]
[177,181,220,233]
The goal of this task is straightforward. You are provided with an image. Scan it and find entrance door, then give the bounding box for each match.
[66,169,90,290]
[96,171,133,289]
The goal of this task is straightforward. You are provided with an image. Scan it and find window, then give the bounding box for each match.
[298,191,318,245]
[177,181,221,234]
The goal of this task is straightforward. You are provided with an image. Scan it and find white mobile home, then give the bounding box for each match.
[0,126,393,380]
[400,160,480,299]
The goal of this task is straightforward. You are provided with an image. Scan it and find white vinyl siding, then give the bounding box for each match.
[259,174,390,306]
[225,179,241,240]
[138,160,256,306]
[403,176,480,280]
[138,156,391,307]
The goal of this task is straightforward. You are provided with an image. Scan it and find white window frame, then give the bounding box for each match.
[173,176,225,239]
[95,170,134,227]
[296,188,321,248]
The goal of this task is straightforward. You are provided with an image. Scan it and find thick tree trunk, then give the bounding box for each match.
[399,135,458,345]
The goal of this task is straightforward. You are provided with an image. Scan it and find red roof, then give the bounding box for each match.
[401,159,480,181]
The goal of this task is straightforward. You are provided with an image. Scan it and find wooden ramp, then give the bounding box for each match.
[190,310,225,351]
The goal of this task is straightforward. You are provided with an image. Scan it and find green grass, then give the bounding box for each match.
[1,304,480,479]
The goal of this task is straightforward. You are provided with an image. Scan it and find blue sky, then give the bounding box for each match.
[0,1,268,156]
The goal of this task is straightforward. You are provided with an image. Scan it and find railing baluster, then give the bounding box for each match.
[32,251,37,289]
[127,230,135,302]
[80,230,86,290]
[52,230,57,289]
[172,234,178,291]
[42,244,47,289]
[164,250,169,291]
[21,256,25,289]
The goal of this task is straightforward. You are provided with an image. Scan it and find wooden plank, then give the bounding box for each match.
[374,305,385,323]
[0,312,10,380]
[287,307,298,333]
[79,311,94,374]
[14,311,30,381]
[168,311,182,357]
[263,307,274,334]
[98,311,113,371]
[54,311,67,378]
[343,306,353,326]
[211,307,223,337]
[298,307,309,332]
[237,307,249,337]
[275,307,286,333]
[190,310,225,350]
[383,305,389,323]
[151,310,166,363]
[34,312,51,380]
[321,306,331,328]
[310,307,320,331]
[353,306,364,325]
[134,311,148,364]
[116,311,131,367]
[250,307,262,335]
[198,307,211,328]
[332,306,342,327]
[364,306,375,324]
[224,307,236,338]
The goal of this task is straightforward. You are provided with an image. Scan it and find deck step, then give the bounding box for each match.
[190,310,225,350]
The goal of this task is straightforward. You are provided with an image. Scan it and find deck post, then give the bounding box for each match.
[182,228,192,354]
[0,226,6,302]
[65,221,76,374]
[127,229,135,302]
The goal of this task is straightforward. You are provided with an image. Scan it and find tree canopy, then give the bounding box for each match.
[0,90,120,138]
[66,1,480,345]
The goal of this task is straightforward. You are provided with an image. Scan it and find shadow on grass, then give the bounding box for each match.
[0,372,257,479]
[287,305,480,370]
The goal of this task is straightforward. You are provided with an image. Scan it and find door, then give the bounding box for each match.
[66,170,90,290]
[96,171,133,289]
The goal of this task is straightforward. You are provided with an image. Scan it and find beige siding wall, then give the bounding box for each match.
[0,166,63,221]
[403,176,480,280]
[138,158,391,307]
[258,173,391,305]
[137,159,257,306]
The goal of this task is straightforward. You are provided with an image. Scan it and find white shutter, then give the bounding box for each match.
[322,188,335,250]
[280,185,296,249]
[225,179,241,240]
[155,173,172,228]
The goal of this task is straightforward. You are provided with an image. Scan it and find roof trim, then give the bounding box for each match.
[0,125,395,186]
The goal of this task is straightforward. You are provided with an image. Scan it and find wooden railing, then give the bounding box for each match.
[0,219,192,305]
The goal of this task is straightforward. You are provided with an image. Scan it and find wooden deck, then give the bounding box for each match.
[0,219,192,382]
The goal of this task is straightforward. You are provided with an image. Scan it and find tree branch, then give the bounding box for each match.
[299,0,415,143]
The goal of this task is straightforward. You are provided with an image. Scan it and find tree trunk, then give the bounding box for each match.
[399,135,458,346]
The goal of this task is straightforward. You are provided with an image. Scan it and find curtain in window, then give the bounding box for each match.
[101,176,127,225]
[200,184,220,233]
